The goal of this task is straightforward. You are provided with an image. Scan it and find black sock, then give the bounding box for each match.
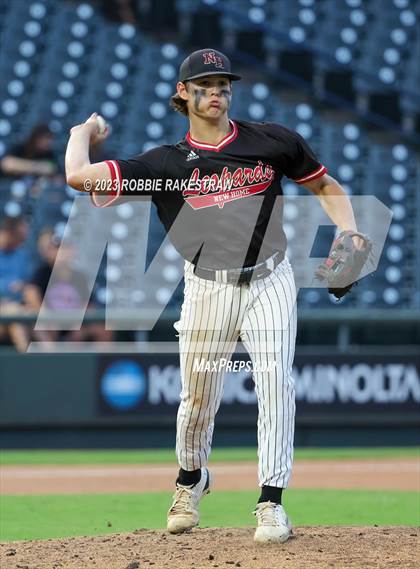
[176,468,201,486]
[258,486,283,505]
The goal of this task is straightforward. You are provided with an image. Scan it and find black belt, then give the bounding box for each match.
[193,250,285,285]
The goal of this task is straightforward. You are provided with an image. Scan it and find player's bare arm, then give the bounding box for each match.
[303,173,363,249]
[65,113,111,192]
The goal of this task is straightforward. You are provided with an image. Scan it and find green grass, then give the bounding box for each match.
[1,489,418,542]
[1,447,418,466]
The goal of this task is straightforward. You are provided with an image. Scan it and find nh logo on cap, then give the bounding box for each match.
[203,51,224,68]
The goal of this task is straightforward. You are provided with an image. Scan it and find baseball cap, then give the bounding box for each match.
[179,48,242,82]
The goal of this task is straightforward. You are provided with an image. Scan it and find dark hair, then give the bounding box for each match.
[24,124,53,158]
[0,215,26,232]
[170,82,189,116]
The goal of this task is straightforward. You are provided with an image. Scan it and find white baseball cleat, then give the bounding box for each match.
[167,468,211,534]
[253,501,293,544]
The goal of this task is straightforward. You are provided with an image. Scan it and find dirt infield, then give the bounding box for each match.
[1,527,419,569]
[1,458,418,494]
[1,458,419,568]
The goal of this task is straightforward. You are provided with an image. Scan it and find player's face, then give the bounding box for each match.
[186,75,232,118]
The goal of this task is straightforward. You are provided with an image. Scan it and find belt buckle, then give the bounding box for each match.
[224,252,281,285]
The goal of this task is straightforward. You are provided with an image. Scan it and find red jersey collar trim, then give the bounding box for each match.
[186,120,238,152]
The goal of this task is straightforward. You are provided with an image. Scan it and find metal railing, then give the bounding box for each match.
[1,307,419,324]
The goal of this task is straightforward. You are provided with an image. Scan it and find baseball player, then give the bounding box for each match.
[65,48,364,544]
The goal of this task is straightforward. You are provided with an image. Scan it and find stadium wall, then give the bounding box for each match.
[0,351,418,448]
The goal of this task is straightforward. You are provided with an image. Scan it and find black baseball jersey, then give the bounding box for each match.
[93,119,327,269]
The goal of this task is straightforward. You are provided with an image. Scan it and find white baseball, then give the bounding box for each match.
[96,114,107,134]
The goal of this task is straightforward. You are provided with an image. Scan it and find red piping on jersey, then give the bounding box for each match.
[91,160,122,207]
[293,164,327,184]
[186,120,238,152]
[113,159,123,189]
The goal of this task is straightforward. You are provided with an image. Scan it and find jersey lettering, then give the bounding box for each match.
[182,162,275,209]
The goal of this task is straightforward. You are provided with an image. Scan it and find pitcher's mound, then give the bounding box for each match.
[1,527,418,569]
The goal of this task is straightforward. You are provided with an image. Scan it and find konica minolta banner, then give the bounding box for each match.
[96,353,420,426]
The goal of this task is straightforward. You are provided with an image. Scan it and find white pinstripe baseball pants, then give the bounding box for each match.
[174,256,297,488]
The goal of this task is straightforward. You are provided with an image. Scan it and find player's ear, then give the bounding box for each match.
[177,81,189,101]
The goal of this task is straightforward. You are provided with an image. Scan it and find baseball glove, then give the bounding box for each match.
[315,230,373,300]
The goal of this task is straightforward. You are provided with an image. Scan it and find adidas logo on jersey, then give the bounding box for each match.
[186,150,199,161]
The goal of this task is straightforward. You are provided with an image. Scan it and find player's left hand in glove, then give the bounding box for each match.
[315,230,373,300]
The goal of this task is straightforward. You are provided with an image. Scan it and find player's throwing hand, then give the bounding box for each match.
[70,112,110,145]
[65,113,112,191]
